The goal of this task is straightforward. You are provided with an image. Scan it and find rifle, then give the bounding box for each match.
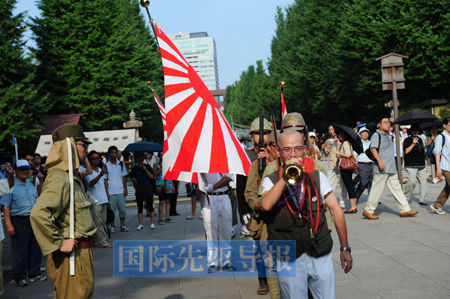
[270,111,281,168]
[258,110,266,176]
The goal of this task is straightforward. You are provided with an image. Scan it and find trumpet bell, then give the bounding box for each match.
[283,164,305,185]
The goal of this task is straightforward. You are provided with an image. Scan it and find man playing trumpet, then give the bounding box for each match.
[261,130,352,299]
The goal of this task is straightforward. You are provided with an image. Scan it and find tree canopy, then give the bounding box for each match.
[225,0,449,131]
[31,0,164,140]
[0,0,49,157]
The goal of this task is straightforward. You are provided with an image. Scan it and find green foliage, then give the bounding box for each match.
[0,0,49,156]
[225,0,450,132]
[224,61,277,125]
[32,0,163,141]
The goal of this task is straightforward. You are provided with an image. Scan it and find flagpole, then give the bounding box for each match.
[140,0,160,49]
[280,81,286,122]
[66,138,76,276]
[12,135,18,163]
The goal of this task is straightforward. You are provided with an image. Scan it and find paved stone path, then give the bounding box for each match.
[3,178,450,298]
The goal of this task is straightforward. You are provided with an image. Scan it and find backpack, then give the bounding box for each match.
[429,133,446,164]
[365,132,381,161]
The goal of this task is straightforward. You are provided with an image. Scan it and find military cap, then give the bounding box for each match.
[269,130,280,144]
[52,124,91,144]
[281,112,306,132]
[249,117,272,134]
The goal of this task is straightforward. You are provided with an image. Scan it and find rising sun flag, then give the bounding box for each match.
[148,83,198,184]
[154,24,250,177]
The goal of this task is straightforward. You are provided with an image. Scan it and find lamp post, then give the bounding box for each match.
[376,53,408,182]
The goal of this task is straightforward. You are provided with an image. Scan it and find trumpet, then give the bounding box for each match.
[282,158,305,185]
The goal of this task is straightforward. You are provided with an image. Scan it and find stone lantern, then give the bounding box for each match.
[123,110,143,141]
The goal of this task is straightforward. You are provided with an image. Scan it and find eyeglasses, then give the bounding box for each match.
[280,145,305,154]
[76,142,89,150]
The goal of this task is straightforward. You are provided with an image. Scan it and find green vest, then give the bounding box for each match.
[265,170,333,258]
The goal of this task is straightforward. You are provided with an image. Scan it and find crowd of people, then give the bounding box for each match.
[0,125,184,296]
[0,115,448,299]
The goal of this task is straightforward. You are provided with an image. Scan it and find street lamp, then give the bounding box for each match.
[376,53,408,182]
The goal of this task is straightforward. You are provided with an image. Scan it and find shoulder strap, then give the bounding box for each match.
[377,132,381,151]
[310,170,321,200]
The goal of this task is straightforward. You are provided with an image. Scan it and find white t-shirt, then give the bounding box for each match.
[201,173,233,192]
[85,168,108,205]
[261,171,333,204]
[106,160,128,195]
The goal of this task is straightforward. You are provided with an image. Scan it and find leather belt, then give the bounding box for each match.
[76,237,96,249]
[207,191,228,196]
[359,162,373,165]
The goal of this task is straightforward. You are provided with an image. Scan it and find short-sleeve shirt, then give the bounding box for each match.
[261,171,333,205]
[129,165,154,197]
[434,132,450,172]
[106,160,128,195]
[370,130,397,174]
[0,178,38,216]
[85,169,108,205]
[202,173,233,192]
[403,137,425,168]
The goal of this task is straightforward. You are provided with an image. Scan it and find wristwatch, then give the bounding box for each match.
[340,246,351,252]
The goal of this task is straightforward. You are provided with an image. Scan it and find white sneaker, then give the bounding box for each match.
[150,224,156,229]
[111,227,116,233]
[430,204,446,215]
[136,224,144,230]
[432,178,439,184]
[121,226,129,232]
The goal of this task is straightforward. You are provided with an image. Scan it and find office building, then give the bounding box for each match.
[168,32,219,90]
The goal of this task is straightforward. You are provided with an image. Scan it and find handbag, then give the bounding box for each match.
[340,156,358,171]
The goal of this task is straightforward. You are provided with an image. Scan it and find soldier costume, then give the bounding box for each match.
[30,124,97,299]
[241,117,281,296]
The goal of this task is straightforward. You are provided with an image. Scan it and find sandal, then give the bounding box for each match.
[257,286,269,295]
[344,208,358,214]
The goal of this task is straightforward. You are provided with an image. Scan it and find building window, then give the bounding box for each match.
[104,138,109,141]
[114,137,118,141]
[94,138,99,142]
[122,136,128,140]
[45,141,51,145]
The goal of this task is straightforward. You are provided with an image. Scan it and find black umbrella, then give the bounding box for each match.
[332,123,364,154]
[393,110,437,125]
[123,141,163,153]
[420,120,442,130]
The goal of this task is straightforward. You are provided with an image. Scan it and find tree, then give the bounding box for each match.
[0,0,49,157]
[224,60,276,126]
[31,0,163,141]
[226,0,450,132]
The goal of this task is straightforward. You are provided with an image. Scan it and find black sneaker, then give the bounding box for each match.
[29,274,47,282]
[158,220,165,225]
[17,279,28,287]
[164,218,173,223]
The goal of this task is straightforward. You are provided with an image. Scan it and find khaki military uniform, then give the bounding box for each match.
[245,159,281,299]
[30,137,96,299]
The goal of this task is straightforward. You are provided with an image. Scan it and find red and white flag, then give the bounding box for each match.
[154,24,250,176]
[150,85,198,184]
[281,88,287,120]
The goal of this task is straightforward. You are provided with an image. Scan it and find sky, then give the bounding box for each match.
[14,0,294,89]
